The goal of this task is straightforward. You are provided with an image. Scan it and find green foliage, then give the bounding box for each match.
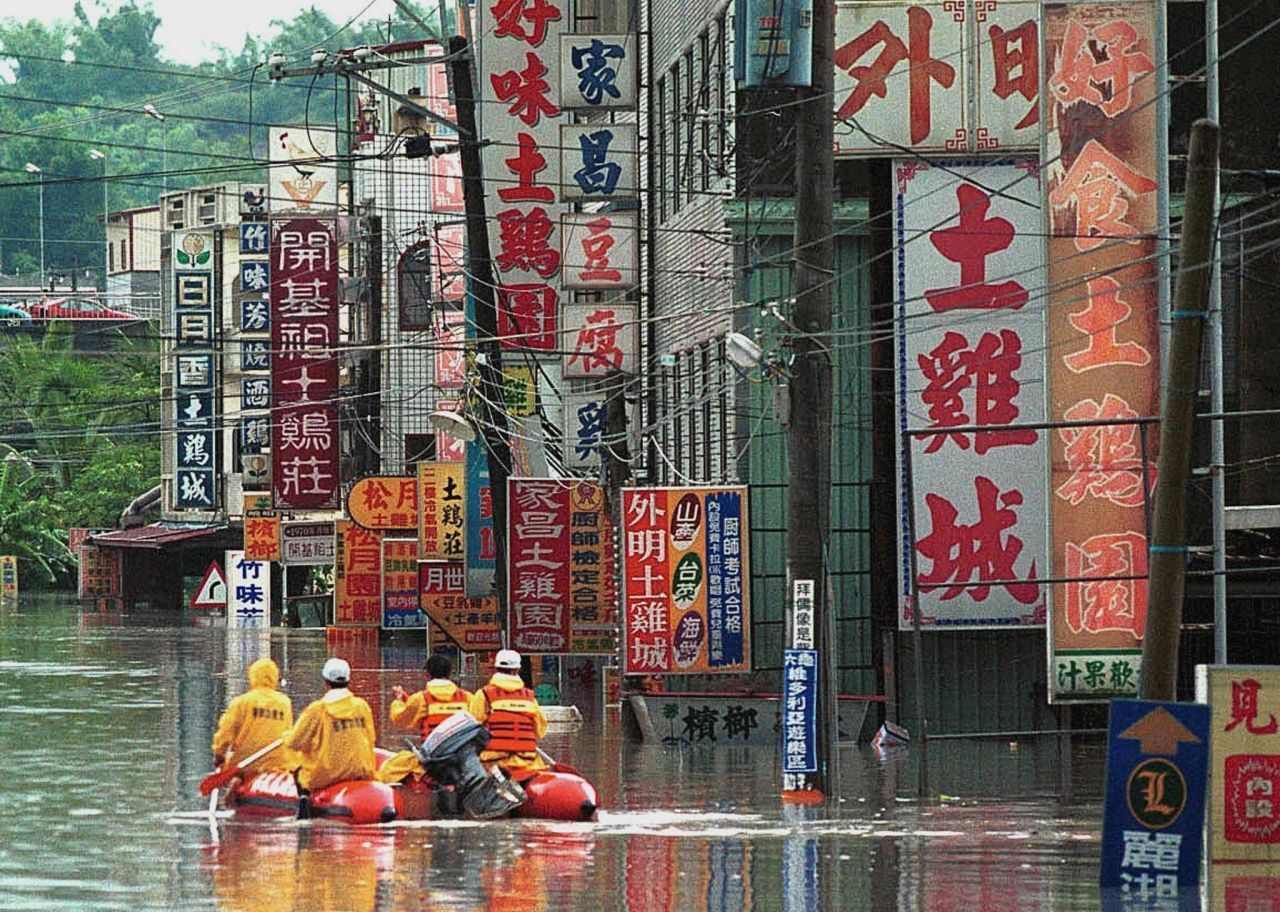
[0,1,442,279]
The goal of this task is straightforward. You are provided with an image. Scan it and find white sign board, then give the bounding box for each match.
[562,212,639,289]
[281,521,336,566]
[269,125,338,214]
[562,391,606,471]
[562,303,638,379]
[226,549,271,628]
[559,33,638,109]
[894,159,1047,629]
[560,123,638,200]
[791,579,816,649]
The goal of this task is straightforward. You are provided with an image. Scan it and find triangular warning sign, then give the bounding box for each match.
[191,561,227,609]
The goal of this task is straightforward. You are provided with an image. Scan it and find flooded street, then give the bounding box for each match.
[0,596,1115,911]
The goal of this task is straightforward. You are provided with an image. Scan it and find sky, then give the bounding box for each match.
[2,1,409,65]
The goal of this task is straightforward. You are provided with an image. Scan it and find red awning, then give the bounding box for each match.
[89,523,225,550]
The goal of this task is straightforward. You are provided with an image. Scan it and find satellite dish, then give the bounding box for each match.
[429,409,477,442]
[725,331,764,370]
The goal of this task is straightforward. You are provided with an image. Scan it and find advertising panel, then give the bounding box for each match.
[465,439,496,597]
[347,476,418,531]
[562,303,638,379]
[894,159,1047,629]
[244,514,281,562]
[381,539,422,629]
[418,462,466,561]
[1045,1,1159,701]
[226,550,271,628]
[334,519,382,626]
[173,230,217,510]
[270,218,340,510]
[621,486,751,675]
[420,560,503,649]
[280,521,336,566]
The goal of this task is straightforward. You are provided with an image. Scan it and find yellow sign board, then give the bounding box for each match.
[0,555,17,600]
[418,461,465,561]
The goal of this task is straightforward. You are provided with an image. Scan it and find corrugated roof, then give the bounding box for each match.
[89,522,225,550]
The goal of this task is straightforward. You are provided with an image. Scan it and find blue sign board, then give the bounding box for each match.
[240,221,268,253]
[465,437,496,597]
[782,648,818,775]
[240,299,270,333]
[1101,699,1210,895]
[240,261,269,293]
[734,0,814,88]
[706,490,745,667]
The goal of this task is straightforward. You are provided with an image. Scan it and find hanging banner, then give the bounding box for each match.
[832,0,1041,155]
[381,539,422,629]
[226,550,271,628]
[420,560,504,649]
[348,476,418,531]
[280,521,336,566]
[334,520,383,626]
[418,461,466,561]
[244,514,281,562]
[621,486,751,675]
[562,302,638,379]
[1045,1,1159,702]
[270,218,340,510]
[1197,665,1280,884]
[465,439,496,597]
[508,479,574,652]
[567,482,617,654]
[481,0,565,356]
[894,159,1047,629]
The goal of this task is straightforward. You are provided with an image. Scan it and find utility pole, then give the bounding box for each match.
[448,35,513,636]
[1141,118,1220,701]
[359,214,383,476]
[785,0,836,799]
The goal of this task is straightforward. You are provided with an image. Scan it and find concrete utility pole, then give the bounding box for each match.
[786,0,837,798]
[448,35,513,636]
[1141,119,1220,702]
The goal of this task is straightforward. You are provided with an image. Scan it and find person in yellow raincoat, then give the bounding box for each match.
[377,653,472,786]
[283,657,377,815]
[210,657,297,775]
[468,649,548,777]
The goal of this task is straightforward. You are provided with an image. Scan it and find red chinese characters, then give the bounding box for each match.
[1056,393,1153,507]
[1049,140,1157,252]
[270,220,339,509]
[565,306,629,377]
[508,480,572,651]
[918,329,1037,454]
[491,0,561,47]
[500,134,554,203]
[498,284,558,351]
[925,184,1028,312]
[491,52,559,126]
[988,19,1038,130]
[1050,20,1154,118]
[335,521,383,625]
[915,476,1039,605]
[578,217,621,282]
[1062,531,1148,637]
[623,490,670,673]
[1064,276,1153,372]
[835,5,954,145]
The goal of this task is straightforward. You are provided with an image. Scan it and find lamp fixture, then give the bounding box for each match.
[725,331,764,370]
[428,409,477,442]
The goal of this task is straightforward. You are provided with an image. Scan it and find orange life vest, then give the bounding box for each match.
[481,684,539,753]
[421,685,471,737]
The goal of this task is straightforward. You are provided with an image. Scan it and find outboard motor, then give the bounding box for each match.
[408,712,526,819]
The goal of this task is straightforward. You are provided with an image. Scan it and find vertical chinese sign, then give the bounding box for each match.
[508,479,573,651]
[270,219,340,510]
[832,1,1041,155]
[466,440,497,597]
[334,519,383,626]
[562,303,638,379]
[1045,1,1159,701]
[238,219,272,490]
[381,539,423,629]
[563,390,607,471]
[481,0,565,353]
[226,550,271,628]
[894,160,1047,628]
[173,230,217,511]
[1198,665,1280,905]
[244,514,281,562]
[418,462,466,561]
[567,481,616,654]
[621,487,751,675]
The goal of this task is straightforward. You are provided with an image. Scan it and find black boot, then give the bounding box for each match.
[296,788,311,820]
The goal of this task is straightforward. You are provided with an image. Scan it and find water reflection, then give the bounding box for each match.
[6,595,1278,911]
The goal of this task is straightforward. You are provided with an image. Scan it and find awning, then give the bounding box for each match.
[88,522,226,550]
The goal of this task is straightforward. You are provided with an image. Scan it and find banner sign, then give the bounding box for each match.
[334,519,382,626]
[420,560,504,650]
[621,486,751,675]
[281,521,336,566]
[270,218,340,509]
[832,0,1041,155]
[71,529,120,599]
[381,539,422,629]
[0,555,16,600]
[173,230,218,511]
[1045,1,1159,702]
[562,303,638,378]
[418,462,466,561]
[567,482,616,654]
[1100,700,1209,895]
[465,440,496,597]
[782,649,819,775]
[226,550,271,628]
[894,159,1047,629]
[348,476,418,531]
[508,479,573,652]
[480,0,565,355]
[236,210,272,491]
[244,514,281,562]
[1197,665,1280,879]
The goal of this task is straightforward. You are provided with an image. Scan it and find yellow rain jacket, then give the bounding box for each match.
[468,672,548,775]
[210,658,297,773]
[284,688,377,791]
[390,679,472,736]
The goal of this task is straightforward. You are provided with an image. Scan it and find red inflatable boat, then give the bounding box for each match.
[225,770,398,825]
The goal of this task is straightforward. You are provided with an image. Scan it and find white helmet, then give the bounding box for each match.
[321,657,350,684]
[494,649,521,671]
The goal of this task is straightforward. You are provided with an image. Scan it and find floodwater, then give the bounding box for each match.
[0,594,1202,912]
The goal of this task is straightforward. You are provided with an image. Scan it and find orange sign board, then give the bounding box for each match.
[347,476,418,530]
[334,519,382,625]
[244,514,281,561]
[418,461,466,561]
[419,559,502,650]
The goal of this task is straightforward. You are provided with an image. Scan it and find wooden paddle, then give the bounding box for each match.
[199,739,283,795]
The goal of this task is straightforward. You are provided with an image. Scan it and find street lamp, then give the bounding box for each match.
[143,102,167,195]
[89,149,107,285]
[24,162,44,291]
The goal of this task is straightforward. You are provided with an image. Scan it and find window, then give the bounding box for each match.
[404,434,436,473]
[398,241,434,330]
